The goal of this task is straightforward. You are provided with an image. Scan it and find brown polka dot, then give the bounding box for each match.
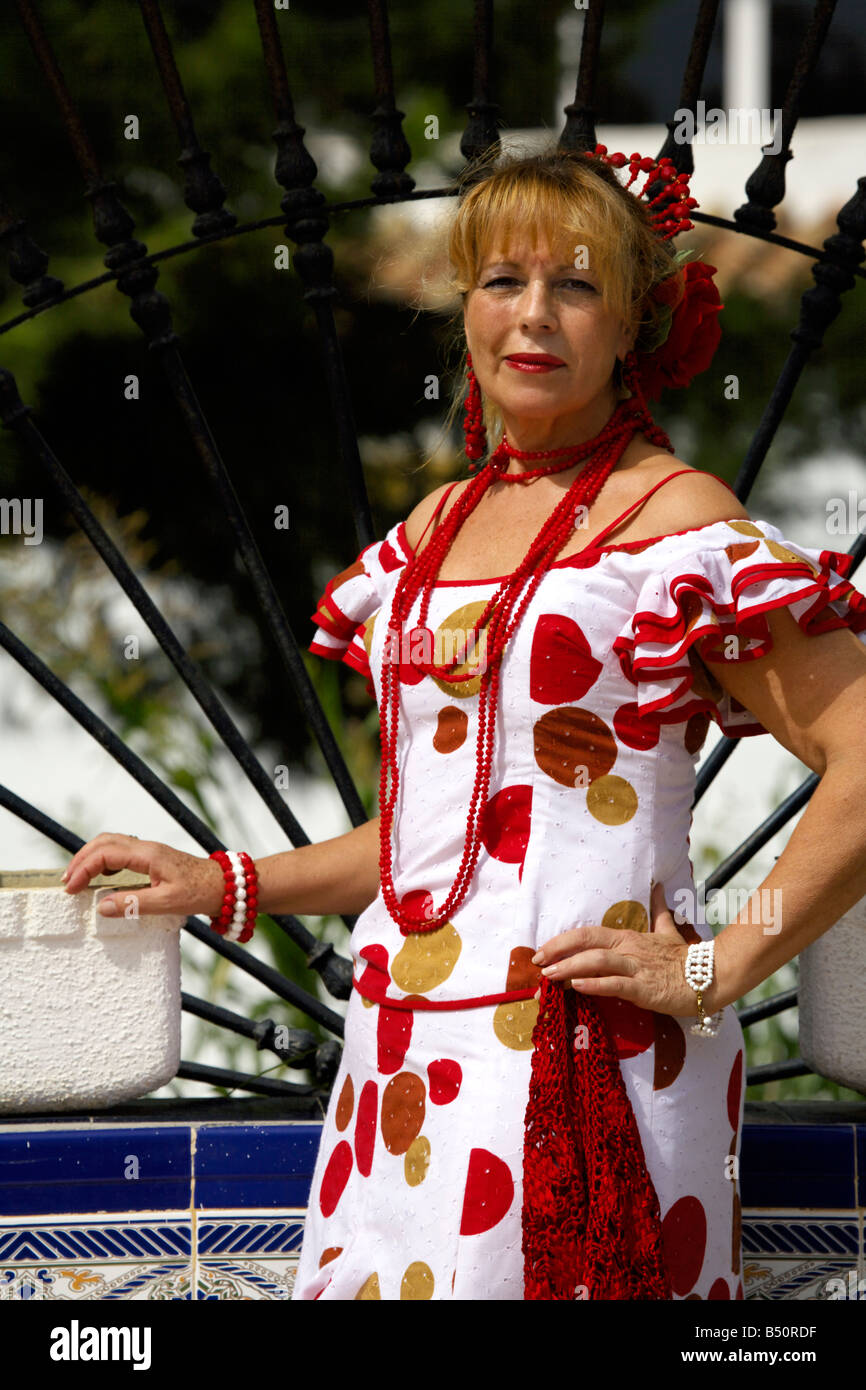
[319,1247,343,1268]
[725,540,760,564]
[684,711,711,754]
[331,558,366,591]
[653,1015,686,1090]
[533,707,617,788]
[335,1074,354,1132]
[381,1072,426,1155]
[391,921,462,993]
[586,774,638,825]
[404,1135,431,1187]
[726,521,764,539]
[684,1292,702,1300]
[766,539,818,575]
[430,601,490,699]
[732,1190,742,1276]
[354,1272,381,1299]
[401,1261,435,1300]
[493,998,539,1050]
[602,900,648,933]
[673,913,701,946]
[505,945,542,991]
[681,590,704,634]
[433,705,468,753]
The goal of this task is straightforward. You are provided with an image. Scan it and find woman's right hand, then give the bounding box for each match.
[61,833,226,921]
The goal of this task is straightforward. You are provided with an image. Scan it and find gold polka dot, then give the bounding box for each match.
[726,520,764,538]
[765,539,819,575]
[586,774,638,825]
[400,1261,435,1300]
[391,921,462,993]
[362,611,377,657]
[404,1135,431,1187]
[493,997,539,1050]
[430,601,489,699]
[355,1272,381,1300]
[602,900,648,933]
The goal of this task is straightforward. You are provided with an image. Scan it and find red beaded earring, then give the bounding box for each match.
[463,350,487,466]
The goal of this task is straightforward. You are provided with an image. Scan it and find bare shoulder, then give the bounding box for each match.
[403,478,473,553]
[633,454,751,533]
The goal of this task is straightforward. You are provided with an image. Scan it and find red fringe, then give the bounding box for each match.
[522,977,672,1300]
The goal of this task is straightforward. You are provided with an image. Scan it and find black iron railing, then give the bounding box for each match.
[0,0,863,1103]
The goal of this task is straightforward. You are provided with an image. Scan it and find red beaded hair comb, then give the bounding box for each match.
[582,143,699,240]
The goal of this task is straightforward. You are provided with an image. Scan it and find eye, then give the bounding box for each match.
[481,275,596,292]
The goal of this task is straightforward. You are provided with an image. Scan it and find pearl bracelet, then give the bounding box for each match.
[684,939,722,1037]
[208,850,259,943]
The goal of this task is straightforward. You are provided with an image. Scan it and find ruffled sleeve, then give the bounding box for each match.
[308,520,412,697]
[612,519,866,737]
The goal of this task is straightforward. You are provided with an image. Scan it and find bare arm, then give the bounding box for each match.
[255,815,381,917]
[62,816,382,924]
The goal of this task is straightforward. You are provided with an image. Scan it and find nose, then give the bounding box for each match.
[517,277,558,332]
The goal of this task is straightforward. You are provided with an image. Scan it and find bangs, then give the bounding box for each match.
[449,161,644,324]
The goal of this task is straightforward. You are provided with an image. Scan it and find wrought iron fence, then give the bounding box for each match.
[0,0,864,1107]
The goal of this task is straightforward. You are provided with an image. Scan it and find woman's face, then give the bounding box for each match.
[462,234,636,446]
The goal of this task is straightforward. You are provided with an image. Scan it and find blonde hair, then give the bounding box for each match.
[431,139,684,460]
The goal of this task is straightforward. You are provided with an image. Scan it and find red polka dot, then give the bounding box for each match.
[480,785,532,867]
[378,1005,413,1075]
[595,996,655,1059]
[460,1148,515,1236]
[613,700,661,751]
[354,1080,378,1178]
[398,627,429,686]
[529,613,602,704]
[400,889,436,925]
[727,1050,744,1131]
[320,1141,353,1217]
[356,945,389,1003]
[708,1277,731,1299]
[428,1058,462,1105]
[661,1196,707,1296]
[379,539,403,573]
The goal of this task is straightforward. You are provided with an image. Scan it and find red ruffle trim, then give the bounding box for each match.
[613,539,866,737]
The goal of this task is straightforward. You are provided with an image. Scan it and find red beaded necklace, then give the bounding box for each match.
[378,385,674,937]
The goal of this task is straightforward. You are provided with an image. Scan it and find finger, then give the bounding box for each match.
[94,888,167,920]
[532,924,611,965]
[540,948,632,982]
[570,974,633,999]
[651,879,693,938]
[63,837,150,893]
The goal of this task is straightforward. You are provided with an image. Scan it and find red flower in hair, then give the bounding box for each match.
[637,261,723,401]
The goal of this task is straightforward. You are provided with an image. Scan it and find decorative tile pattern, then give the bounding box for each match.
[0,1119,863,1299]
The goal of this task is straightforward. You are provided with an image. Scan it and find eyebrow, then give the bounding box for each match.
[481,260,595,274]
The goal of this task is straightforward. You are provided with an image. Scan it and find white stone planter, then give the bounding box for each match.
[0,869,184,1113]
[799,894,866,1094]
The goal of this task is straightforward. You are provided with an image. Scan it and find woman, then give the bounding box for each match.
[62,145,866,1301]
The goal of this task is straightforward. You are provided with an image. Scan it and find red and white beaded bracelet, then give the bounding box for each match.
[208,850,259,943]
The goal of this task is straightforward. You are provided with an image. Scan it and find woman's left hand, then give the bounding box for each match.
[530,881,703,1018]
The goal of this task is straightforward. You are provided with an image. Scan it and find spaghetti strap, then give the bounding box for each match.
[412,479,463,553]
[587,468,738,551]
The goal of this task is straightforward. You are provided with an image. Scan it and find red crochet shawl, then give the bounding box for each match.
[522,975,672,1299]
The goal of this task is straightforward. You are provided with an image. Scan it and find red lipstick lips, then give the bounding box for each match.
[505,353,565,372]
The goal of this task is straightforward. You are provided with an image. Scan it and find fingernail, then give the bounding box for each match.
[531,952,542,964]
[541,965,555,976]
[98,900,117,916]
[61,869,69,882]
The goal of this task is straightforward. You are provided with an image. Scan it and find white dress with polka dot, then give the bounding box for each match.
[292,492,866,1301]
